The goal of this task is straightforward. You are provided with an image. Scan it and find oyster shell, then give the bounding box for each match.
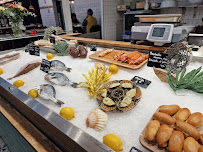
[126,89,136,98]
[86,109,108,132]
[122,83,133,88]
[120,96,132,107]
[101,89,107,98]
[109,83,120,88]
[103,97,116,106]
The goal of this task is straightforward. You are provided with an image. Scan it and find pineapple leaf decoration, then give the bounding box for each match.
[53,41,69,56]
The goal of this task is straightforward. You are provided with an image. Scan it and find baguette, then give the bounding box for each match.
[176,120,200,140]
[184,137,199,152]
[144,120,160,142]
[167,131,184,152]
[159,105,180,115]
[187,112,203,127]
[157,124,173,147]
[153,112,175,125]
[175,108,191,121]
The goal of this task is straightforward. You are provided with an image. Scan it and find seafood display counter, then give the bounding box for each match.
[0,46,203,152]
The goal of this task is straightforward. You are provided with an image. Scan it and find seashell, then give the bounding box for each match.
[120,96,132,107]
[103,97,116,106]
[122,83,133,88]
[109,83,120,88]
[101,89,107,98]
[126,89,136,97]
[86,109,108,132]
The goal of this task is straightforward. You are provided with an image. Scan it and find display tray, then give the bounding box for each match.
[139,105,203,152]
[89,50,148,70]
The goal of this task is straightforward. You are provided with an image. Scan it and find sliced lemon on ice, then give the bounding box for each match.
[103,134,123,152]
[13,80,24,88]
[46,53,54,60]
[28,89,38,98]
[60,107,74,120]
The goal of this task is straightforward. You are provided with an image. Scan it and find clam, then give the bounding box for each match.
[103,97,116,106]
[120,96,132,107]
[122,83,133,89]
[109,83,120,88]
[126,89,136,98]
[86,109,108,132]
[101,89,107,98]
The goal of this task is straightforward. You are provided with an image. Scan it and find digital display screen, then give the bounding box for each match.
[152,27,165,37]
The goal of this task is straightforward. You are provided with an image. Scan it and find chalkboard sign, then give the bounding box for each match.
[131,76,151,88]
[147,51,168,69]
[50,36,56,44]
[40,59,51,73]
[25,45,40,56]
[90,44,97,51]
[130,147,142,152]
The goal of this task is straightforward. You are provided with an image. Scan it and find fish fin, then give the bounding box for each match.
[56,100,64,107]
[71,82,78,88]
[66,68,72,72]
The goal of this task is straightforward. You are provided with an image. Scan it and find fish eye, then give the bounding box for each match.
[51,73,55,76]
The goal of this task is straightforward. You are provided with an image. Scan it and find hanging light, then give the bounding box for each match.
[29,0,34,10]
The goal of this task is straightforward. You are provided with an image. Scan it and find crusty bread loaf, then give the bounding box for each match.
[167,131,184,152]
[175,108,191,121]
[184,137,199,152]
[144,120,160,142]
[159,105,180,115]
[187,112,203,127]
[157,124,173,147]
[153,112,175,125]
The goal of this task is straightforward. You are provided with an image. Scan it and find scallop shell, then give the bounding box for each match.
[86,109,108,132]
[121,83,133,88]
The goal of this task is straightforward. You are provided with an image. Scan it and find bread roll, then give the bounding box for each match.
[199,146,203,152]
[153,112,175,125]
[184,137,199,152]
[175,108,191,121]
[167,131,184,152]
[187,112,203,127]
[157,124,173,147]
[176,120,200,140]
[200,134,203,144]
[144,120,160,142]
[159,105,180,115]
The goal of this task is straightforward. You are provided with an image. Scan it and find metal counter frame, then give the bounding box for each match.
[0,78,113,152]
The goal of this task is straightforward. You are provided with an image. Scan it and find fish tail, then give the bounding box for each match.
[71,82,78,88]
[66,68,72,72]
[7,77,13,80]
[56,100,64,107]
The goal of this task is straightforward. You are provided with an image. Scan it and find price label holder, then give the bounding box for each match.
[40,59,51,73]
[50,36,56,44]
[131,76,151,88]
[130,147,142,152]
[147,51,168,69]
[25,45,40,56]
[90,44,97,51]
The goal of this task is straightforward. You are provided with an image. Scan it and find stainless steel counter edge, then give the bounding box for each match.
[0,77,113,152]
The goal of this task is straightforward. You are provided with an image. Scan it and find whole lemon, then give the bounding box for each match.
[103,134,123,152]
[109,65,119,74]
[0,68,3,75]
[28,89,38,98]
[46,53,54,60]
[60,107,74,120]
[13,80,24,88]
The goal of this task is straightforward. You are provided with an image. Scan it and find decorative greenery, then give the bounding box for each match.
[53,41,69,56]
[167,66,203,94]
[43,26,62,40]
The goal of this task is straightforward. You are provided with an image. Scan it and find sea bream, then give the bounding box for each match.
[50,60,72,72]
[38,84,64,107]
[8,59,41,80]
[45,72,78,88]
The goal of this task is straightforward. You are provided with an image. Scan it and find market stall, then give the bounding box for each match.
[0,37,203,151]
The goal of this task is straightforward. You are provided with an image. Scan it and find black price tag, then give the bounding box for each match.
[131,76,151,88]
[130,147,142,152]
[40,59,51,73]
[147,51,168,69]
[50,36,55,44]
[25,46,40,56]
[90,44,97,51]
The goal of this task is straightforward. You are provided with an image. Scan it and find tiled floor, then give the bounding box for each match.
[0,138,10,152]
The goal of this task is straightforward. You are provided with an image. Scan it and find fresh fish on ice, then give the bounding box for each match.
[50,60,71,72]
[45,72,78,88]
[7,59,41,80]
[38,84,64,107]
[0,53,20,66]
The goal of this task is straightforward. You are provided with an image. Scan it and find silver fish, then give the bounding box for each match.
[50,60,71,72]
[45,72,78,88]
[38,84,64,107]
